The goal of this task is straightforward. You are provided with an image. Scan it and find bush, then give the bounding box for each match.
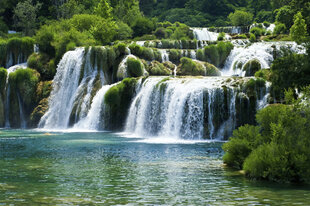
[273,23,287,35]
[202,42,234,67]
[249,33,256,42]
[115,21,133,40]
[27,53,56,80]
[275,6,294,29]
[254,69,271,81]
[263,21,271,28]
[132,16,155,37]
[127,58,144,77]
[250,27,264,37]
[243,59,261,76]
[0,67,7,93]
[217,32,225,41]
[177,57,206,76]
[147,61,171,76]
[228,10,253,26]
[223,125,262,169]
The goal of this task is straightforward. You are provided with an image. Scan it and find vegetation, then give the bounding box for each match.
[228,10,253,26]
[223,89,310,183]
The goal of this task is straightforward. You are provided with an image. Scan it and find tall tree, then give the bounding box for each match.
[290,12,309,44]
[13,0,42,35]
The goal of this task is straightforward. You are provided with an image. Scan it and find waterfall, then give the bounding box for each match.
[4,63,28,128]
[39,48,86,129]
[125,77,263,140]
[222,42,306,76]
[17,92,26,129]
[192,28,231,41]
[159,49,169,62]
[72,84,113,131]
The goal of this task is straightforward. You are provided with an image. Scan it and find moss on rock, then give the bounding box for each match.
[30,98,49,127]
[177,57,206,76]
[27,53,56,80]
[243,59,261,77]
[147,61,172,76]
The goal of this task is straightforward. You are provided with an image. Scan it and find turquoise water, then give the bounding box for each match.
[0,130,310,205]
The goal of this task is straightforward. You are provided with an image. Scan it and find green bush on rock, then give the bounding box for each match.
[177,57,206,76]
[243,59,262,77]
[127,57,144,77]
[27,53,56,81]
[147,61,172,76]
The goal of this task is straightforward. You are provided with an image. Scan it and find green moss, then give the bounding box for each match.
[114,42,127,56]
[205,63,221,76]
[202,42,234,67]
[0,67,7,93]
[127,57,144,77]
[29,98,49,127]
[177,57,206,76]
[169,49,181,63]
[147,61,171,76]
[0,37,35,67]
[104,78,138,129]
[249,33,256,42]
[243,59,261,77]
[27,53,56,81]
[255,69,271,81]
[36,81,52,102]
[141,47,155,61]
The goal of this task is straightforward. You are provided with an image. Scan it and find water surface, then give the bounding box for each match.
[0,130,309,205]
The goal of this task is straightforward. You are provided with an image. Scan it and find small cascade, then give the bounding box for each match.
[192,28,219,41]
[222,42,306,76]
[4,63,28,128]
[125,77,267,140]
[39,48,86,129]
[159,49,170,62]
[73,84,113,131]
[17,92,27,128]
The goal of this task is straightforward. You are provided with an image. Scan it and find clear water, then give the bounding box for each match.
[1,130,310,205]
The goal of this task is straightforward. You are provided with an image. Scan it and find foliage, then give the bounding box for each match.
[290,12,309,44]
[199,42,234,67]
[224,96,310,183]
[27,53,56,81]
[127,57,144,77]
[132,16,155,37]
[249,33,256,42]
[228,10,253,27]
[94,0,113,19]
[177,57,206,76]
[243,59,261,76]
[273,23,287,35]
[275,6,294,29]
[271,53,310,99]
[0,67,7,93]
[217,32,225,41]
[254,69,271,81]
[13,0,42,36]
[115,21,133,40]
[147,61,172,76]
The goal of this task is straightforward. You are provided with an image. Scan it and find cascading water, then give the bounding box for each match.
[192,28,219,41]
[222,42,306,76]
[159,49,170,62]
[72,84,113,131]
[125,77,267,140]
[4,63,28,128]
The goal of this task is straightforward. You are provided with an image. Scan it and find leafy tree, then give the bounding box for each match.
[13,0,42,35]
[94,0,113,19]
[132,16,155,37]
[290,12,309,44]
[275,6,294,29]
[58,0,85,19]
[228,10,253,26]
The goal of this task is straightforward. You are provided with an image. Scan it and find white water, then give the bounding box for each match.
[192,28,230,41]
[39,48,86,129]
[72,85,112,131]
[4,63,28,128]
[159,49,169,62]
[125,77,259,140]
[222,42,306,76]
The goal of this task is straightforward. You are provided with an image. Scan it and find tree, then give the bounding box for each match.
[228,10,253,26]
[275,6,295,29]
[13,0,42,35]
[94,0,113,19]
[290,12,309,44]
[58,0,84,19]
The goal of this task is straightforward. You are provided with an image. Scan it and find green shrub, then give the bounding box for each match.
[263,21,271,28]
[132,16,155,37]
[217,32,225,41]
[254,69,271,81]
[127,58,144,77]
[169,49,181,63]
[243,59,261,76]
[273,23,287,35]
[228,10,253,26]
[202,42,234,67]
[250,27,264,37]
[223,125,262,169]
[141,48,155,61]
[27,53,56,81]
[0,67,7,93]
[115,21,133,40]
[147,61,171,76]
[249,33,256,42]
[205,63,221,76]
[178,57,206,76]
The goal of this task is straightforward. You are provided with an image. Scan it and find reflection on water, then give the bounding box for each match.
[0,130,310,205]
